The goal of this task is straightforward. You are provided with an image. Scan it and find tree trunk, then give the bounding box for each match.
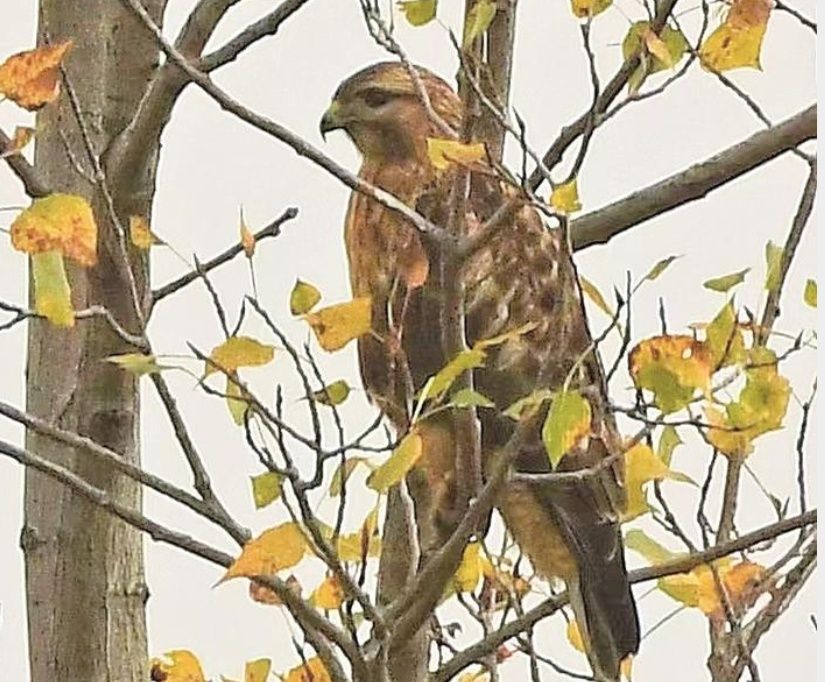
[23,2,166,680]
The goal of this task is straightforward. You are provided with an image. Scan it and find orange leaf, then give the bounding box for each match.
[0,126,35,158]
[0,41,73,111]
[311,574,346,610]
[130,215,161,250]
[221,522,307,582]
[11,194,97,266]
[283,657,331,682]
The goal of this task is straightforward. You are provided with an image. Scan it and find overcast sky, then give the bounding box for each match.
[0,0,818,680]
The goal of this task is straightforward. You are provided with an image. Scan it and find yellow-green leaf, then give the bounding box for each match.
[657,425,682,467]
[503,388,553,420]
[31,251,74,328]
[448,388,494,409]
[106,352,169,376]
[623,23,688,91]
[579,275,616,319]
[367,432,423,492]
[310,379,351,406]
[205,336,275,377]
[550,179,581,214]
[625,529,680,564]
[398,0,437,26]
[290,279,321,315]
[464,0,497,46]
[329,457,369,497]
[703,268,750,293]
[643,254,680,282]
[570,0,612,18]
[804,279,817,307]
[763,241,784,292]
[629,335,713,413]
[427,138,486,171]
[251,471,282,509]
[305,297,372,352]
[221,522,307,581]
[705,301,747,368]
[623,443,669,519]
[542,391,591,467]
[226,377,250,425]
[424,348,486,402]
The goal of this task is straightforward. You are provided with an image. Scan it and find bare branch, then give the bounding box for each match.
[0,127,51,198]
[152,207,297,303]
[571,105,816,251]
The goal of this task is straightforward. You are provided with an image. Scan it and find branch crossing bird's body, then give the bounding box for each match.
[321,62,640,681]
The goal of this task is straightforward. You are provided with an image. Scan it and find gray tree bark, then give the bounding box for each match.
[23,2,166,680]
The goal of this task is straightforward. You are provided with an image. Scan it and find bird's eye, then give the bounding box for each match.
[360,88,391,108]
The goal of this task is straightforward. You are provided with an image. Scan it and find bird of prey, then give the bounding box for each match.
[320,62,639,681]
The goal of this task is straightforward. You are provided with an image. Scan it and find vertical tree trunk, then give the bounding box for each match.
[23,2,165,680]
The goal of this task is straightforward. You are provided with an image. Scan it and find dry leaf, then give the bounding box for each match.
[0,41,73,110]
[0,126,35,158]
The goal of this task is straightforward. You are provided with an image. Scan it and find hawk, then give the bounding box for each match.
[321,62,639,681]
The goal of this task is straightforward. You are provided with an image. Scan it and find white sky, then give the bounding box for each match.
[0,0,818,680]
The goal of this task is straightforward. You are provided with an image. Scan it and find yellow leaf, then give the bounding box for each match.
[367,432,423,492]
[245,658,271,682]
[31,251,74,328]
[643,254,680,282]
[310,379,351,406]
[699,0,772,72]
[222,522,307,581]
[240,209,255,258]
[698,561,766,619]
[804,279,817,307]
[150,650,206,682]
[623,443,669,519]
[250,471,282,509]
[453,542,483,593]
[656,425,682,466]
[331,508,381,561]
[11,194,97,266]
[329,457,368,497]
[290,279,322,315]
[106,352,169,376]
[705,301,746,369]
[566,619,586,653]
[550,179,581,214]
[204,336,275,377]
[0,41,73,111]
[464,0,497,46]
[0,125,35,158]
[305,297,372,352]
[426,138,487,171]
[398,0,437,26]
[283,657,331,682]
[542,390,591,467]
[570,0,612,18]
[129,215,161,250]
[629,335,713,413]
[625,529,680,564]
[311,574,345,610]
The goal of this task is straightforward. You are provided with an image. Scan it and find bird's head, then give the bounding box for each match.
[320,62,462,163]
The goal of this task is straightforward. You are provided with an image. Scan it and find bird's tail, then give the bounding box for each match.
[566,522,640,682]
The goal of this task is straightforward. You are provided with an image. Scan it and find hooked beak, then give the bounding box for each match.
[319,100,344,140]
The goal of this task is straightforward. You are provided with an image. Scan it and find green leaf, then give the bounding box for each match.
[398,0,437,26]
[310,379,351,406]
[703,268,750,293]
[448,388,494,409]
[764,241,784,292]
[622,23,689,92]
[463,0,496,46]
[32,250,74,328]
[367,432,423,492]
[656,425,682,466]
[503,388,554,420]
[643,254,680,282]
[804,279,817,308]
[542,391,591,468]
[290,279,321,315]
[251,471,282,509]
[705,301,746,368]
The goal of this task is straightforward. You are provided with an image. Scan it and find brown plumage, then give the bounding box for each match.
[321,62,639,680]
